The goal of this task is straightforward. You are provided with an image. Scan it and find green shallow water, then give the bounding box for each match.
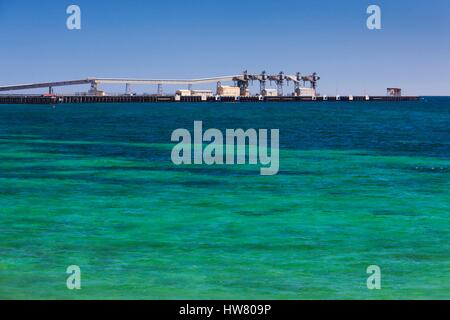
[0,99,449,299]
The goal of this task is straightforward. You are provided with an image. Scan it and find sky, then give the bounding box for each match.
[0,0,449,95]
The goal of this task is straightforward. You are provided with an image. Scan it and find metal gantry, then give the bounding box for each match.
[233,70,320,96]
[258,71,268,95]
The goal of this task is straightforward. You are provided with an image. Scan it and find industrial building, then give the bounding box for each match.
[87,88,107,96]
[176,89,213,97]
[294,88,316,97]
[262,89,278,97]
[175,89,213,101]
[176,90,191,96]
[387,88,402,97]
[216,85,241,97]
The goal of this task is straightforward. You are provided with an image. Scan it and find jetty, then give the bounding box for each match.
[0,72,420,104]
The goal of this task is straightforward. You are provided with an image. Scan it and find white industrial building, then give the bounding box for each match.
[295,87,316,97]
[216,85,241,97]
[175,89,213,100]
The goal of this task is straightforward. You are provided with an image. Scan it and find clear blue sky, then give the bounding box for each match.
[0,0,449,95]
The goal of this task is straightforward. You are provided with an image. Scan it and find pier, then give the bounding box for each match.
[0,95,420,105]
[0,71,420,104]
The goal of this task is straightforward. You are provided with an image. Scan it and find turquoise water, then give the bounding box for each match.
[0,98,449,299]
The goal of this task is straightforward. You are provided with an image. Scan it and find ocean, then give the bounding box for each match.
[0,98,449,299]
